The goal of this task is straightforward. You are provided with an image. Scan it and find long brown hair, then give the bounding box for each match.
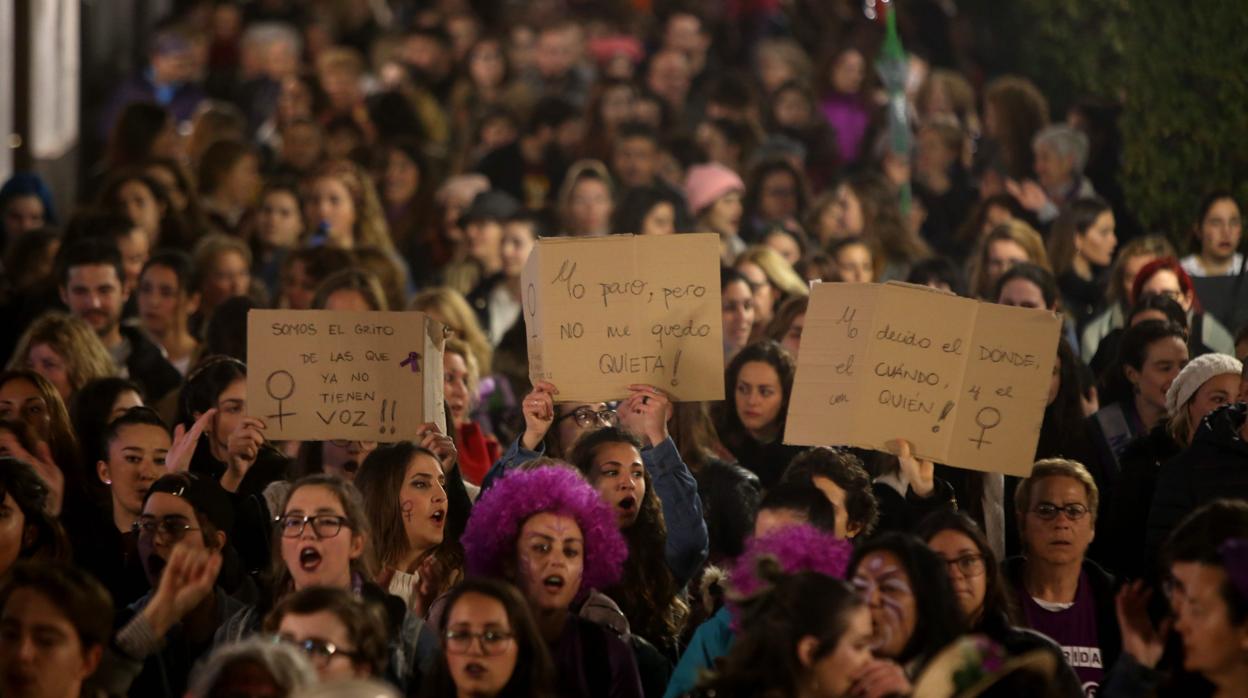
[269,475,377,599]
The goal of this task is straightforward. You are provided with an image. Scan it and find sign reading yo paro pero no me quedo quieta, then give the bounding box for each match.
[246,309,447,441]
[784,282,1062,477]
[522,233,725,402]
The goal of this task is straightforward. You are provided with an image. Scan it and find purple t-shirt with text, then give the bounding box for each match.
[1020,570,1104,696]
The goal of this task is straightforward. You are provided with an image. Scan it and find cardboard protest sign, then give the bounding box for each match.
[784,282,1061,476]
[247,310,446,441]
[522,233,724,402]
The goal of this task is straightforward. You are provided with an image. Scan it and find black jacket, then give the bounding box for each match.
[1105,426,1184,580]
[871,477,957,535]
[190,440,291,577]
[120,324,183,403]
[1146,402,1248,559]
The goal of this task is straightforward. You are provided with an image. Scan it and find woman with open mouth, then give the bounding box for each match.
[424,577,557,698]
[357,437,471,616]
[461,466,643,697]
[217,474,439,693]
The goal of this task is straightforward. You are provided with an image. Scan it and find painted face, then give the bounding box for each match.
[444,352,472,425]
[781,313,805,358]
[735,361,784,438]
[835,243,874,283]
[99,423,170,526]
[138,264,192,337]
[997,277,1047,309]
[1020,476,1095,566]
[1127,336,1188,414]
[810,476,854,539]
[0,588,98,698]
[1198,198,1242,263]
[279,484,364,590]
[737,262,775,326]
[309,177,357,246]
[851,550,918,658]
[928,529,988,622]
[445,592,519,698]
[589,442,646,529]
[0,379,50,440]
[1187,374,1241,434]
[278,610,365,681]
[321,440,377,482]
[137,492,210,586]
[0,493,28,579]
[806,605,874,698]
[1076,211,1117,267]
[400,452,448,554]
[26,344,72,402]
[513,512,583,615]
[1169,561,1248,676]
[721,280,755,353]
[61,264,126,339]
[256,190,304,248]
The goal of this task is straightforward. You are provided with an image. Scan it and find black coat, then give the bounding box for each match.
[1146,402,1248,560]
[120,324,183,403]
[1105,426,1183,580]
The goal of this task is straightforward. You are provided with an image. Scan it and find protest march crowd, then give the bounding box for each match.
[2,1,1248,697]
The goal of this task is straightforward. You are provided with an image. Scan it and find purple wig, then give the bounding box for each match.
[462,466,628,592]
[727,524,854,628]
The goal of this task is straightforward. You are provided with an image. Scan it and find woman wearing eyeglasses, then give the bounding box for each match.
[423,577,556,698]
[917,510,1082,695]
[461,466,643,697]
[1003,458,1120,695]
[217,474,439,693]
[263,586,390,682]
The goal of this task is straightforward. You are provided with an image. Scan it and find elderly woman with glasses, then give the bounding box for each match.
[481,380,707,593]
[1002,458,1121,696]
[917,510,1081,694]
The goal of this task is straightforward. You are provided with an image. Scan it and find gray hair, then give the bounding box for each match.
[188,638,317,698]
[1033,124,1089,172]
[241,22,303,56]
[292,679,401,698]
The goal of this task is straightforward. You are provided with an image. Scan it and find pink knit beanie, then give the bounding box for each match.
[684,163,745,215]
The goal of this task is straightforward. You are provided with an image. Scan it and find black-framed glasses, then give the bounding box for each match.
[942,553,986,578]
[1030,503,1090,521]
[273,635,360,667]
[444,629,515,656]
[276,514,351,539]
[556,406,619,428]
[133,516,201,542]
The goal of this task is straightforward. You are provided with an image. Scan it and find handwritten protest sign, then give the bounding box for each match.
[522,233,724,402]
[784,282,1061,476]
[247,310,446,441]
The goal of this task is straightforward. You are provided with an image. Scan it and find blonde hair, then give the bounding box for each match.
[736,245,809,299]
[967,220,1050,299]
[1106,235,1175,305]
[1014,458,1100,523]
[410,287,493,373]
[6,313,117,396]
[311,160,395,254]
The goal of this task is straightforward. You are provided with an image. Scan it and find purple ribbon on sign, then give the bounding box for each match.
[399,352,421,372]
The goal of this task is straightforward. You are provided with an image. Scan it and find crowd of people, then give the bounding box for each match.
[0,1,1247,697]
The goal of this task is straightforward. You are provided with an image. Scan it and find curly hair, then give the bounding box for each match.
[311,160,395,254]
[727,523,853,629]
[568,427,688,647]
[461,467,627,593]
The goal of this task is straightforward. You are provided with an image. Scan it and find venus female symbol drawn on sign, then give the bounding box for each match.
[265,370,296,429]
[968,406,1001,449]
